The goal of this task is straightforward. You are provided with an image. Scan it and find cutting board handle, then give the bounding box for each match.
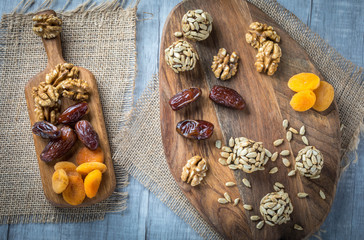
[37,10,65,67]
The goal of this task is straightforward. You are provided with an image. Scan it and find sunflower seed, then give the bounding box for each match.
[243,204,253,210]
[269,167,278,174]
[265,220,275,226]
[256,220,264,229]
[297,192,308,198]
[224,192,232,202]
[225,182,236,187]
[302,136,309,145]
[221,152,230,158]
[273,185,281,192]
[215,140,222,149]
[288,169,296,176]
[289,127,298,134]
[275,182,284,189]
[174,31,183,37]
[319,190,326,199]
[222,146,232,153]
[242,178,251,188]
[282,158,291,167]
[218,158,227,166]
[246,152,257,158]
[294,224,303,230]
[228,164,238,170]
[282,119,289,129]
[300,126,305,135]
[286,131,292,142]
[218,198,228,204]
[280,150,290,156]
[271,152,278,162]
[264,148,272,157]
[229,137,234,147]
[273,139,284,147]
[250,215,260,221]
[233,198,240,206]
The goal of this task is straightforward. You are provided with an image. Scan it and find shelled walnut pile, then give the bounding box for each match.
[32,14,62,39]
[181,155,208,186]
[32,63,90,124]
[211,48,239,81]
[245,22,282,76]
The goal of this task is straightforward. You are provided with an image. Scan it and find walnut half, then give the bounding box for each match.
[181,155,208,187]
[211,48,239,81]
[245,22,280,49]
[255,40,282,76]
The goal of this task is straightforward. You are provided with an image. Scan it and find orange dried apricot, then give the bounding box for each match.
[290,90,316,112]
[52,169,69,194]
[62,174,85,205]
[288,73,320,92]
[75,146,104,165]
[313,81,335,112]
[76,162,107,175]
[54,161,77,172]
[84,169,102,198]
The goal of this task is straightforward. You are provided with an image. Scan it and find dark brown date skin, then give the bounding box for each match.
[32,121,60,139]
[169,87,202,111]
[209,85,246,110]
[75,120,99,150]
[40,126,77,162]
[176,120,214,140]
[58,102,89,124]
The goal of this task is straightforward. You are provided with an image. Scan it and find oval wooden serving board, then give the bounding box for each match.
[159,0,341,239]
[24,10,115,207]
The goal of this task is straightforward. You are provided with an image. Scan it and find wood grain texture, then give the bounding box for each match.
[159,0,341,239]
[24,10,115,207]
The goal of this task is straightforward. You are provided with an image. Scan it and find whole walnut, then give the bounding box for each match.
[32,14,62,39]
[245,22,280,49]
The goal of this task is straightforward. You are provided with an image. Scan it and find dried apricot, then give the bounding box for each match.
[75,147,104,165]
[288,73,320,92]
[76,162,107,175]
[62,174,85,205]
[84,169,102,198]
[52,169,69,194]
[54,161,77,172]
[313,81,335,112]
[290,90,316,112]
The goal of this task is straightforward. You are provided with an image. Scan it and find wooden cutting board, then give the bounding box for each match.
[24,10,115,207]
[159,0,341,239]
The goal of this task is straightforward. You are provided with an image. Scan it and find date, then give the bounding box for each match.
[176,120,214,140]
[169,87,202,111]
[40,126,77,162]
[209,85,246,110]
[75,120,99,150]
[32,121,60,139]
[58,102,89,124]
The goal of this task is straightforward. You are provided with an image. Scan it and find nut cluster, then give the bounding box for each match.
[165,40,199,73]
[245,22,282,76]
[219,137,270,173]
[260,189,293,226]
[32,63,90,124]
[211,48,239,80]
[181,155,208,186]
[32,14,62,39]
[295,146,323,179]
[182,9,213,41]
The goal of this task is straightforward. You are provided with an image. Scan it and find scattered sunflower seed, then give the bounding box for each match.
[294,224,303,230]
[297,192,308,198]
[269,167,278,174]
[250,215,260,221]
[264,148,272,157]
[289,127,298,134]
[243,204,253,210]
[215,140,222,149]
[273,139,284,147]
[218,158,227,166]
[300,126,305,135]
[319,190,326,200]
[224,192,232,202]
[218,198,228,204]
[288,169,296,176]
[283,119,289,129]
[286,131,292,142]
[174,31,183,37]
[256,220,264,229]
[271,152,278,162]
[242,178,251,188]
[302,136,309,145]
[225,182,236,187]
[282,158,291,167]
[274,182,284,189]
[280,150,290,156]
[222,146,232,152]
[233,198,240,206]
[229,137,234,147]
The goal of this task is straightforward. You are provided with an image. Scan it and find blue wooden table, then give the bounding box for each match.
[0,0,363,239]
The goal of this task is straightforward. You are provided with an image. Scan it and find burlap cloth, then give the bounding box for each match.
[0,1,137,223]
[0,0,363,239]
